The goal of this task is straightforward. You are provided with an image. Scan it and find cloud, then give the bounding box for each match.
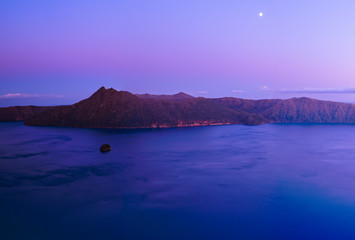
[194,91,208,94]
[232,89,245,93]
[260,86,269,91]
[0,93,64,99]
[279,87,355,94]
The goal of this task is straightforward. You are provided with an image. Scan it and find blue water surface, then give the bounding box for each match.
[1,122,355,239]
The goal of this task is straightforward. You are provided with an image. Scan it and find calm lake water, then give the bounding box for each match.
[2,122,355,239]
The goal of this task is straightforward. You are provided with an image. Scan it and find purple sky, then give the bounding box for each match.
[1,0,355,106]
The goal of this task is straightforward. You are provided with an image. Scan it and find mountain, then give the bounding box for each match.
[211,97,355,123]
[23,87,265,128]
[1,86,355,128]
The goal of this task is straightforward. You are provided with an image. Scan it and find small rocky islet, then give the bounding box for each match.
[100,144,111,153]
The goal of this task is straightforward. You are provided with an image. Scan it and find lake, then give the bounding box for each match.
[1,122,355,239]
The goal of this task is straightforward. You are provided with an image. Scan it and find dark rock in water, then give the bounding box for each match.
[100,144,111,153]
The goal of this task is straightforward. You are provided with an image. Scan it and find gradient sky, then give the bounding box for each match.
[1,0,355,106]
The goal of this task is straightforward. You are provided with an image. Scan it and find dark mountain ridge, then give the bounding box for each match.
[1,87,355,128]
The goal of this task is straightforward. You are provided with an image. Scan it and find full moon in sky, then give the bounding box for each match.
[259,12,263,17]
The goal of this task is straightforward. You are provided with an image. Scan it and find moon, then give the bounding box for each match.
[259,12,263,17]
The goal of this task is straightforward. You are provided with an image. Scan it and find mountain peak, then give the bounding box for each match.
[136,92,194,101]
[91,86,121,96]
[97,86,107,92]
[174,92,193,96]
[172,92,195,100]
[91,86,109,97]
